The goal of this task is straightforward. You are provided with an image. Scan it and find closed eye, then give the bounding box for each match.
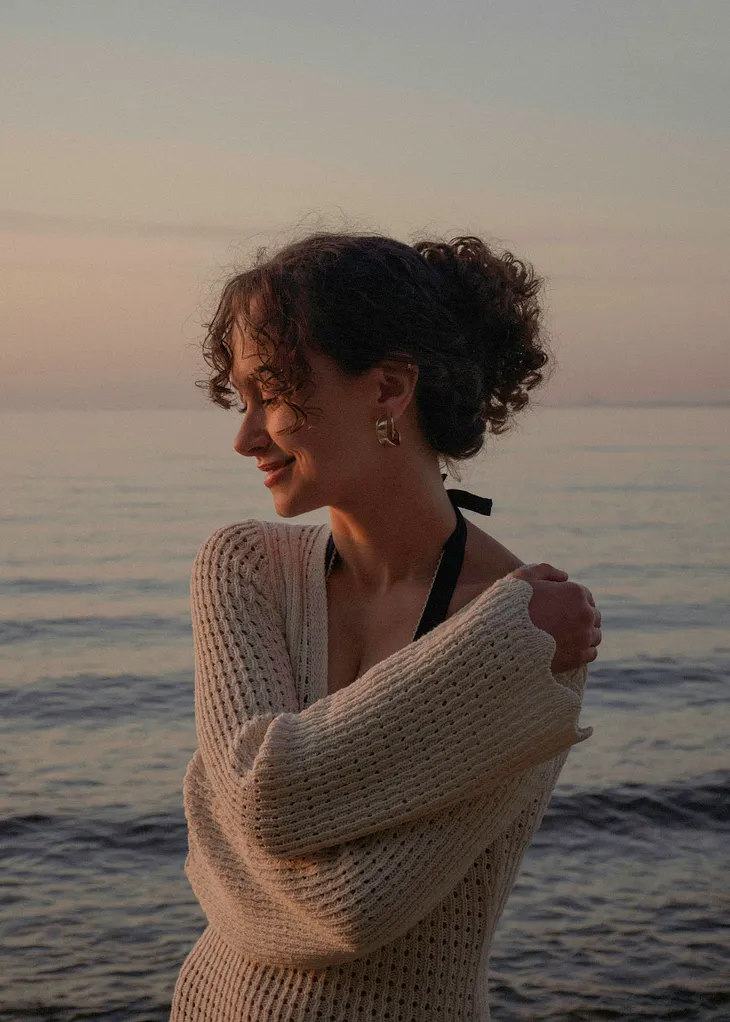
[235,397,279,414]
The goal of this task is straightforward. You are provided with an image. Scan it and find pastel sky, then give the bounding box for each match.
[2,0,728,408]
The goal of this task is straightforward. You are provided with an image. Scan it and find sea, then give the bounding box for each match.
[1,406,728,1022]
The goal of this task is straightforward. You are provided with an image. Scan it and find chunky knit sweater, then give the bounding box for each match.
[170,519,592,1022]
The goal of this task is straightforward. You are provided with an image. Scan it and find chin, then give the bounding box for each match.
[270,483,326,519]
[272,501,304,519]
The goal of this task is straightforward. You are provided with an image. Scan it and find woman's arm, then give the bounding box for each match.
[183,741,575,968]
[191,523,592,860]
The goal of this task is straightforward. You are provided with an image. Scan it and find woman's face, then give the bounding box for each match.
[229,321,395,518]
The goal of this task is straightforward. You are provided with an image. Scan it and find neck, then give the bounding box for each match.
[328,465,459,594]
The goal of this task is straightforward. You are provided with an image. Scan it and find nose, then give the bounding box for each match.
[233,407,270,458]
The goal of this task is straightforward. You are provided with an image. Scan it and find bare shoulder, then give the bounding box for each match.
[445,521,523,618]
[460,521,524,587]
[442,521,521,620]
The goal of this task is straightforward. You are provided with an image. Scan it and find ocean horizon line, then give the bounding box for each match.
[2,400,728,413]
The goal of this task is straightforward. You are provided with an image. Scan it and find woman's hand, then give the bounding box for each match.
[511,563,602,674]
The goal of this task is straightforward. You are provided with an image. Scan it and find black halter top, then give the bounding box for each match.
[324,484,493,641]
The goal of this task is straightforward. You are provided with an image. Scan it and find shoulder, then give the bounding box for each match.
[462,520,524,584]
[192,520,264,578]
[444,522,524,619]
[192,518,328,593]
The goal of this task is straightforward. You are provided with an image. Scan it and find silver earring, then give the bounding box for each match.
[375,410,401,447]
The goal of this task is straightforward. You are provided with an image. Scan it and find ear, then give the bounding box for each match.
[372,359,418,418]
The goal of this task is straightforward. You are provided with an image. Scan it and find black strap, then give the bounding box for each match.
[325,485,492,641]
[444,488,492,516]
[412,489,491,639]
[412,497,467,640]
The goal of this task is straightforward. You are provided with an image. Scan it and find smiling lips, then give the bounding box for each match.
[257,457,294,473]
[260,456,295,486]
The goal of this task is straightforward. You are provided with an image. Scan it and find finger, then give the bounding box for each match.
[592,628,602,646]
[577,600,597,626]
[594,609,602,627]
[514,562,569,582]
[580,585,596,607]
[538,562,570,580]
[581,646,599,663]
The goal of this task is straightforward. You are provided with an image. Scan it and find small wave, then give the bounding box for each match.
[1,578,99,594]
[0,614,191,646]
[587,659,729,693]
[0,812,55,841]
[565,483,698,492]
[0,671,193,725]
[0,576,185,596]
[546,771,730,833]
[0,810,188,858]
[582,561,730,578]
[599,601,730,631]
[0,1004,169,1022]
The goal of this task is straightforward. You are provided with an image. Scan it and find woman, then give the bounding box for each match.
[171,233,598,1021]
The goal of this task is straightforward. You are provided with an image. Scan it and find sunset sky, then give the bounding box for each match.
[2,0,728,409]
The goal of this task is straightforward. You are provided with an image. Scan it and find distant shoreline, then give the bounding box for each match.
[1,402,728,413]
[542,400,730,409]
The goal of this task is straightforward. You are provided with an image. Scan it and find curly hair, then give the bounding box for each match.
[197,232,552,462]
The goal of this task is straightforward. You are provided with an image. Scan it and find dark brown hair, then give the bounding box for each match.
[197,232,552,461]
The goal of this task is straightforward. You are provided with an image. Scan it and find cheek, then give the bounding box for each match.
[283,421,345,466]
[274,395,370,460]
[313,418,371,469]
[267,406,299,443]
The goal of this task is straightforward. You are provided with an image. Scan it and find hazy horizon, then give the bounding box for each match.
[2,1,728,410]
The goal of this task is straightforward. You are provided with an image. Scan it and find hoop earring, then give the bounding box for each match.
[375,411,401,447]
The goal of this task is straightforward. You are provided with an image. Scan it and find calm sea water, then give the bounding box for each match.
[1,407,728,1022]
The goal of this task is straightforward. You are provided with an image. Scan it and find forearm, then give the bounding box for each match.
[183,746,569,968]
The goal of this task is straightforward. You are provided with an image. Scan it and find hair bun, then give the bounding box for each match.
[415,235,541,325]
[413,234,549,438]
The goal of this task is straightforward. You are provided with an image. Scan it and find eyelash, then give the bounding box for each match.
[235,397,278,414]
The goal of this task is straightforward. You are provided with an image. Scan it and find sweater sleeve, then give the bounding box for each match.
[189,521,592,861]
[183,739,575,968]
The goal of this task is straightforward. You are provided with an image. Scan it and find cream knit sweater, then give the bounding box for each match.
[170,519,592,1022]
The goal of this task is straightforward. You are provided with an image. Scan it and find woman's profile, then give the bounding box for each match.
[170,232,599,1021]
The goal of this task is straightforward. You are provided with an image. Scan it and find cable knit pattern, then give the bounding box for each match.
[170,519,592,1021]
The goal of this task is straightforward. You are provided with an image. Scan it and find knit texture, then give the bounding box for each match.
[170,519,592,1021]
